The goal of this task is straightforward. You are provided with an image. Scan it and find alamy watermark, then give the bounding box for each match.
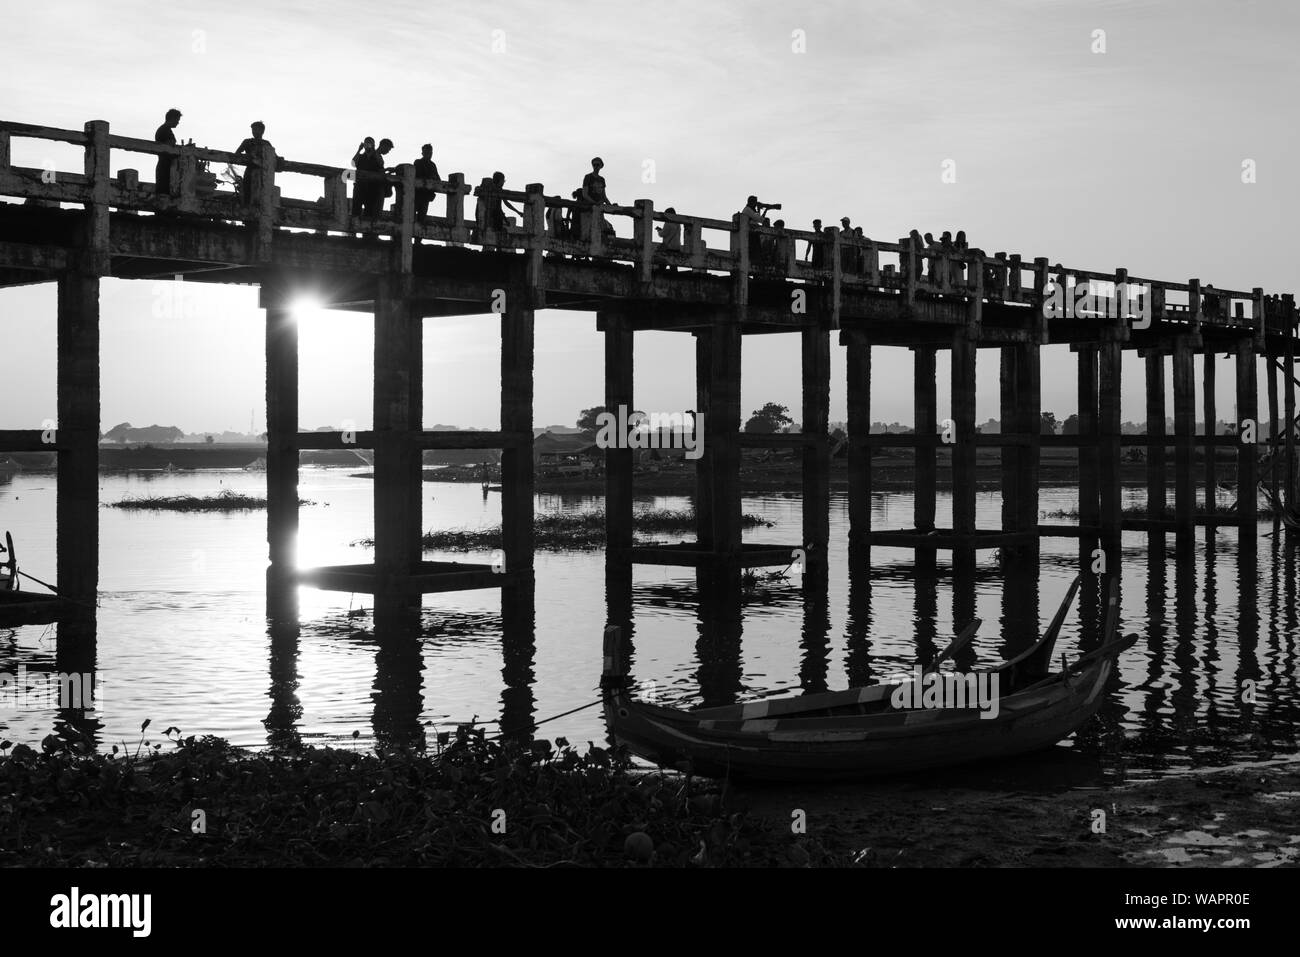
[593,405,704,460]
[1042,280,1151,328]
[885,666,1000,719]
[0,667,103,712]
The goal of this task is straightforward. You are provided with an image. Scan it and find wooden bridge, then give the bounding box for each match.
[1,119,1296,618]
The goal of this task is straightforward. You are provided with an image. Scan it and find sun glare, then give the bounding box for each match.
[289,296,327,324]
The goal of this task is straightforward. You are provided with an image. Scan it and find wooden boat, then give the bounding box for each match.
[0,531,64,626]
[601,577,1136,781]
[1281,503,1300,533]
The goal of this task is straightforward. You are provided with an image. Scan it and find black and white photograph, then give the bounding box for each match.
[0,0,1291,935]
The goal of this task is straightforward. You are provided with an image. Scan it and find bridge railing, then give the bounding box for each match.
[0,118,1295,337]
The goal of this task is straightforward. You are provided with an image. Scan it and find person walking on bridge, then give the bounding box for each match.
[234,121,278,206]
[412,144,441,223]
[578,157,616,245]
[154,108,182,196]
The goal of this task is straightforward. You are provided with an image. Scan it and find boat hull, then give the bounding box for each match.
[605,657,1118,782]
[0,590,64,626]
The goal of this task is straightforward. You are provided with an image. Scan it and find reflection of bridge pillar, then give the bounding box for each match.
[264,614,302,751]
[801,323,830,577]
[53,617,100,749]
[373,276,422,596]
[57,271,100,608]
[263,284,298,598]
[798,565,830,694]
[499,577,537,743]
[845,335,871,553]
[602,311,634,564]
[371,597,425,751]
[844,558,874,687]
[913,562,939,666]
[694,567,744,707]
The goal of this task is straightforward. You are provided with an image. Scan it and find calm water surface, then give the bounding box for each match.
[1,468,1296,787]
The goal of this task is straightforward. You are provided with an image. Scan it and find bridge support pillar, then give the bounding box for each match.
[1236,336,1258,531]
[264,287,298,601]
[602,311,633,565]
[913,345,937,574]
[845,337,871,553]
[1144,350,1167,529]
[702,313,742,571]
[56,270,100,610]
[373,277,423,607]
[1173,337,1196,542]
[1001,342,1040,557]
[951,332,977,579]
[1098,337,1123,570]
[1266,340,1280,514]
[801,323,830,579]
[1077,344,1100,556]
[501,294,535,599]
[1204,351,1217,516]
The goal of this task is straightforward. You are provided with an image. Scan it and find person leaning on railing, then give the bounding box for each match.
[154,108,182,196]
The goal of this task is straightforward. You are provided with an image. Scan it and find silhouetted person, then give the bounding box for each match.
[853,226,868,274]
[656,206,681,271]
[805,219,823,266]
[954,229,968,251]
[412,144,440,222]
[154,108,182,196]
[478,171,522,239]
[351,137,393,220]
[579,157,616,243]
[234,121,276,205]
[741,194,779,263]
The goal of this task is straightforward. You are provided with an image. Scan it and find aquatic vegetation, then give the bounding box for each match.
[353,508,773,551]
[0,724,836,868]
[109,489,314,511]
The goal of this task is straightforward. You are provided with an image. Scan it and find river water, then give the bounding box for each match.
[1,468,1296,785]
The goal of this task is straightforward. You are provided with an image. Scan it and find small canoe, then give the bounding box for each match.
[0,531,63,625]
[601,578,1134,781]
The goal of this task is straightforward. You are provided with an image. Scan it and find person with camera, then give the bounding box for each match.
[741,195,780,266]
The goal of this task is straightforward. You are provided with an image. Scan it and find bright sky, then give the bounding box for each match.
[1,0,1297,432]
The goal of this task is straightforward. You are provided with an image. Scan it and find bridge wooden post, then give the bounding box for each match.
[1000,346,1018,536]
[56,271,100,610]
[1286,295,1297,507]
[633,199,654,289]
[501,290,535,587]
[0,129,9,169]
[1173,335,1196,541]
[247,140,278,261]
[1017,341,1042,554]
[263,283,298,595]
[707,312,743,563]
[372,277,422,597]
[951,330,978,576]
[446,172,467,243]
[801,321,831,576]
[394,163,416,274]
[1204,350,1217,516]
[1145,351,1167,524]
[603,311,634,564]
[1236,335,1259,530]
[694,329,713,550]
[914,345,937,573]
[1077,344,1100,546]
[526,184,547,303]
[1263,290,1279,516]
[1098,334,1123,568]
[845,332,871,552]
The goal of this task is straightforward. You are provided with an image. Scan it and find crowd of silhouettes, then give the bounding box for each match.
[144,110,992,285]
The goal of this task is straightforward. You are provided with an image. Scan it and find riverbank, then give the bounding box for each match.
[3,729,1295,867]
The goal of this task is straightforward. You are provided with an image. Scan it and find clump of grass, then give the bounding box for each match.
[353,508,773,551]
[109,489,314,511]
[0,724,845,867]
